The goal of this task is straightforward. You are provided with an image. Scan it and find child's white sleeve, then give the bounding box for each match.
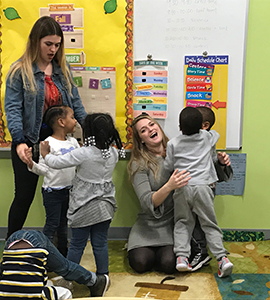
[28,155,49,176]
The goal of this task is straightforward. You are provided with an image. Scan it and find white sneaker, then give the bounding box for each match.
[51,276,74,292]
[176,256,192,272]
[218,256,233,278]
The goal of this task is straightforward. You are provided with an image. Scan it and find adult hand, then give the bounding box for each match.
[40,141,50,158]
[16,143,31,165]
[217,152,231,166]
[167,169,191,190]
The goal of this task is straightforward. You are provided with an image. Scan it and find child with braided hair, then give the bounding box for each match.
[40,113,125,283]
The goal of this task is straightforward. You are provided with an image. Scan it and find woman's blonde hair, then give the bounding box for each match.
[127,114,169,179]
[7,16,73,94]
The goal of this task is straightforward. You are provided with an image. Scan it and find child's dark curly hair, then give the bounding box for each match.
[39,105,69,141]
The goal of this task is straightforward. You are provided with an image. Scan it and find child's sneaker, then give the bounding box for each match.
[190,252,212,271]
[218,256,233,278]
[89,274,110,297]
[176,256,192,272]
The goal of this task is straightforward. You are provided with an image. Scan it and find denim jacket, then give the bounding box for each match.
[5,60,87,145]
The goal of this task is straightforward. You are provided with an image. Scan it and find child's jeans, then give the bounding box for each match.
[67,220,111,275]
[42,187,69,257]
[5,229,96,286]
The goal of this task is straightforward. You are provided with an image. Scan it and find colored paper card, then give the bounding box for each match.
[133,70,168,77]
[133,83,167,91]
[66,51,85,65]
[61,25,74,32]
[134,97,167,104]
[49,4,74,10]
[186,100,212,108]
[73,76,83,87]
[216,153,246,195]
[186,67,213,76]
[186,92,212,100]
[185,55,229,65]
[50,14,71,24]
[186,61,215,70]
[133,110,167,119]
[186,76,212,84]
[134,90,168,97]
[133,76,168,84]
[101,78,111,89]
[89,78,99,89]
[133,104,167,111]
[134,60,168,67]
[186,83,212,92]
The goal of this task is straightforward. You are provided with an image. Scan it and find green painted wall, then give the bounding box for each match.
[0,0,270,229]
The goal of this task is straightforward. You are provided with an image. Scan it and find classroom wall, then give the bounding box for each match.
[0,0,270,232]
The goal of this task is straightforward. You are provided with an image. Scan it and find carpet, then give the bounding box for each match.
[1,239,270,299]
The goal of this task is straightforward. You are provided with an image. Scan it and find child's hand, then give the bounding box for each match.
[24,147,33,169]
[217,152,231,166]
[40,141,50,158]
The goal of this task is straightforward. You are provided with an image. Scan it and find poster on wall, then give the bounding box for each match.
[0,0,133,148]
[184,55,229,149]
[133,58,168,119]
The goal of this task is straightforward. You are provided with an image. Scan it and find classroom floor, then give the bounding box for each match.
[1,238,270,299]
[53,239,270,299]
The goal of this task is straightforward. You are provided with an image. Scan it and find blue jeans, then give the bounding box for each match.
[67,220,111,275]
[5,230,96,286]
[42,188,69,257]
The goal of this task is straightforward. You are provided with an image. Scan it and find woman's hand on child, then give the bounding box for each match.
[40,141,50,158]
[167,169,191,190]
[16,143,31,165]
[217,152,231,166]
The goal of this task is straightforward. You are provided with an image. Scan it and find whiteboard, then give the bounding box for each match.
[133,0,249,150]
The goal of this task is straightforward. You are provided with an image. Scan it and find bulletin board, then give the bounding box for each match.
[133,0,249,150]
[0,0,133,148]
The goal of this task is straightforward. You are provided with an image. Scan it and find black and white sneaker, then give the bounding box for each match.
[89,274,110,297]
[190,252,212,271]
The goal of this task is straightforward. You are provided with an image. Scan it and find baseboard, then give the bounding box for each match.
[0,227,269,241]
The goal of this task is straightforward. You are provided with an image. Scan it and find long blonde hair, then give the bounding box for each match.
[127,114,169,179]
[7,16,73,94]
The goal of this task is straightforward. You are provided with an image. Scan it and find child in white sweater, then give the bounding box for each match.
[26,105,80,257]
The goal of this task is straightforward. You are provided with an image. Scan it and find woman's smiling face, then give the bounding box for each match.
[135,118,163,148]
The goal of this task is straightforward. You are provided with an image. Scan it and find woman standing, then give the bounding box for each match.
[5,16,86,238]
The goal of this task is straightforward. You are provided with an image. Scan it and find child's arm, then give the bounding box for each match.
[25,147,49,176]
[208,129,220,146]
[43,145,85,169]
[163,142,175,174]
[24,147,34,169]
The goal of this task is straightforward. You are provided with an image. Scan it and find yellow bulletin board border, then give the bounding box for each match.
[0,0,134,149]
